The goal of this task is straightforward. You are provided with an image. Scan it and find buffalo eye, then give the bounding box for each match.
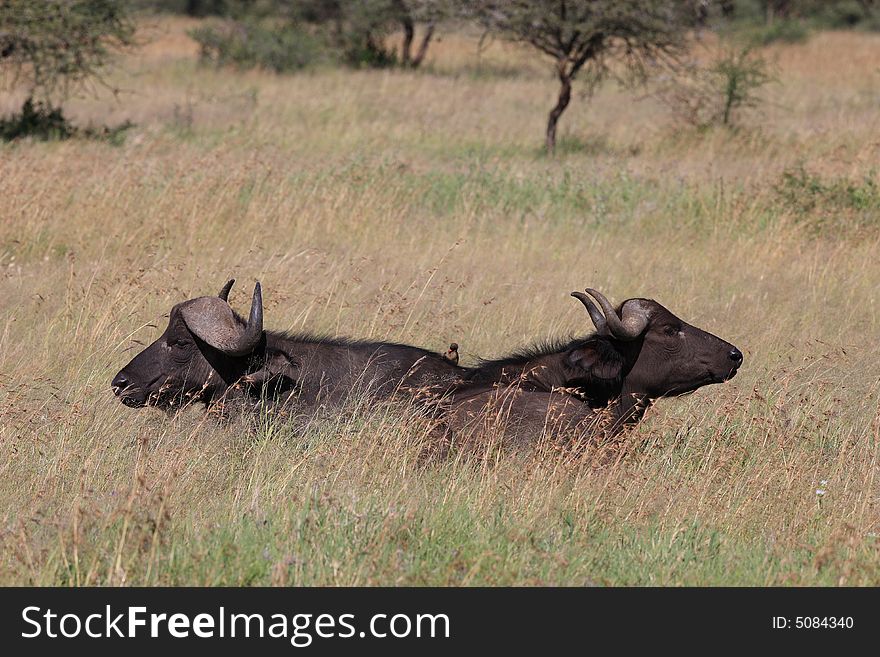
[168,336,190,349]
[663,324,681,337]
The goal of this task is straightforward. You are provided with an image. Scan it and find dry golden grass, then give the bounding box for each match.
[0,18,878,585]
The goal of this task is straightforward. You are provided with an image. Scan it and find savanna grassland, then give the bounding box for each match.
[1,17,879,585]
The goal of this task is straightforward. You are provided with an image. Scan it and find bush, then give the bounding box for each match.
[337,32,398,68]
[188,1,447,72]
[655,44,775,129]
[190,20,328,72]
[742,19,810,45]
[774,166,880,231]
[189,15,401,72]
[0,98,133,143]
[806,0,880,30]
[328,0,399,68]
[0,99,73,141]
[712,1,880,36]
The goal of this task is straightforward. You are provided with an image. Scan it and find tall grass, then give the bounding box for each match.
[0,20,878,585]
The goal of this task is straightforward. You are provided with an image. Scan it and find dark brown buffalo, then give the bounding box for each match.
[438,388,596,452]
[111,280,466,412]
[438,288,742,451]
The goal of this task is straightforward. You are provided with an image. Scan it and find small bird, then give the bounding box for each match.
[444,342,459,365]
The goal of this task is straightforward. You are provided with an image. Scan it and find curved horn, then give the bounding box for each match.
[180,282,264,356]
[584,288,648,340]
[218,279,235,301]
[571,291,609,335]
[240,282,263,353]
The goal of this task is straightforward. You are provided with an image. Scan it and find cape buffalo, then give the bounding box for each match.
[439,288,743,450]
[111,280,466,413]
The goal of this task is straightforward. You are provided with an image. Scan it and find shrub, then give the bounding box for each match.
[337,32,398,68]
[806,0,880,30]
[655,44,775,129]
[190,20,328,72]
[303,0,448,69]
[742,19,810,45]
[774,166,880,231]
[0,98,133,143]
[188,1,448,72]
[0,98,73,141]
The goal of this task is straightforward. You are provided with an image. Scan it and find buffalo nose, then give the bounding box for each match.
[111,372,129,395]
[729,348,743,365]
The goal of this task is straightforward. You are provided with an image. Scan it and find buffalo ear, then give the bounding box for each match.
[241,353,297,387]
[567,344,623,380]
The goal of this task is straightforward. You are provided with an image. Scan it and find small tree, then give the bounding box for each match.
[0,0,135,134]
[471,1,694,153]
[654,43,776,129]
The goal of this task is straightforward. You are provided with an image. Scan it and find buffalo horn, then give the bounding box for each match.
[570,292,609,336]
[180,282,264,356]
[218,279,235,301]
[583,288,649,341]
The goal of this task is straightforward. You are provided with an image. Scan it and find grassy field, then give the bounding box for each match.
[1,18,879,585]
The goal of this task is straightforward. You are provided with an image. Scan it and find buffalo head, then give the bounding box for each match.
[111,280,264,409]
[570,288,742,399]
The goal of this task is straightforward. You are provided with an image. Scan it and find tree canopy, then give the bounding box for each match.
[0,0,135,103]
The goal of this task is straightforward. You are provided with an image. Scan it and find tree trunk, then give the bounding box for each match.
[400,17,414,67]
[410,23,435,68]
[546,73,572,154]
